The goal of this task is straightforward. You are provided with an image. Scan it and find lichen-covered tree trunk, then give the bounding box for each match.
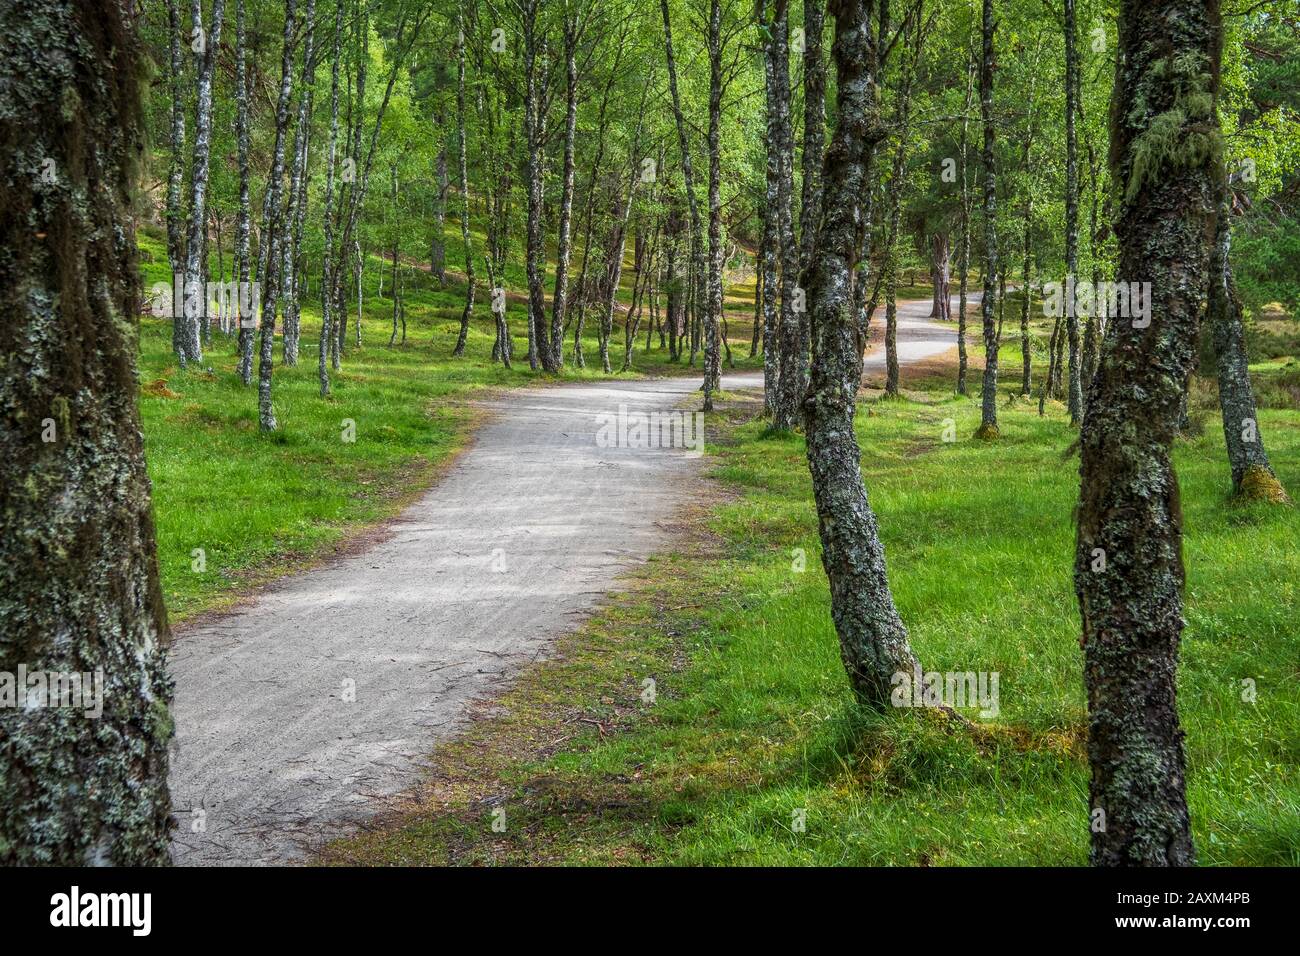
[1064,0,1083,424]
[761,0,783,414]
[1075,0,1221,867]
[550,13,580,372]
[975,0,999,439]
[521,0,551,372]
[772,0,804,430]
[661,0,708,399]
[256,0,299,432]
[800,0,826,275]
[166,0,189,364]
[1209,184,1288,502]
[703,0,725,410]
[452,12,475,358]
[1020,204,1033,395]
[0,0,173,864]
[180,0,226,369]
[1083,135,1105,392]
[281,0,317,368]
[430,143,448,285]
[956,53,974,396]
[930,232,951,321]
[804,0,924,707]
[318,0,344,396]
[235,0,255,385]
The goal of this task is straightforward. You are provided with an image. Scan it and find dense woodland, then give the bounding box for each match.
[2,0,1298,869]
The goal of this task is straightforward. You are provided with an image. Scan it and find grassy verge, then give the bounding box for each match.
[321,358,1300,866]
[136,230,763,622]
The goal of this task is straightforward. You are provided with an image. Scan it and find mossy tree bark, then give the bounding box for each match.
[761,0,784,414]
[804,0,924,707]
[452,10,475,359]
[166,0,189,364]
[956,51,974,396]
[773,0,806,430]
[661,0,710,406]
[1075,0,1222,867]
[1064,0,1083,424]
[1208,184,1288,503]
[0,0,173,864]
[975,0,999,438]
[800,0,826,275]
[703,0,726,410]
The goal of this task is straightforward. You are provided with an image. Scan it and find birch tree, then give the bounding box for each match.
[804,0,928,707]
[1,0,173,864]
[1074,0,1221,867]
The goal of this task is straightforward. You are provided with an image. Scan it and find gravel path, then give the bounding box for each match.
[167,301,957,864]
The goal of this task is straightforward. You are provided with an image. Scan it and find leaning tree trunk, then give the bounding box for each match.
[0,0,173,864]
[974,0,999,439]
[180,0,226,369]
[804,0,925,707]
[1209,183,1288,502]
[1075,0,1221,867]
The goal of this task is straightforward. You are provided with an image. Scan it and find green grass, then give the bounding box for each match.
[135,228,762,621]
[321,369,1300,867]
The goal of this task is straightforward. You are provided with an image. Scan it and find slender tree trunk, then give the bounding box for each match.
[1209,184,1288,502]
[1075,0,1221,867]
[661,0,709,403]
[805,0,924,707]
[773,0,804,430]
[430,144,448,285]
[550,12,580,371]
[749,234,764,358]
[800,0,826,273]
[319,0,344,396]
[1021,202,1033,395]
[235,0,256,384]
[282,0,316,367]
[180,0,226,369]
[452,13,475,357]
[167,0,189,366]
[762,0,783,413]
[0,0,172,864]
[1064,0,1083,424]
[956,54,973,395]
[521,0,552,371]
[257,0,299,433]
[975,0,999,439]
[703,0,726,410]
